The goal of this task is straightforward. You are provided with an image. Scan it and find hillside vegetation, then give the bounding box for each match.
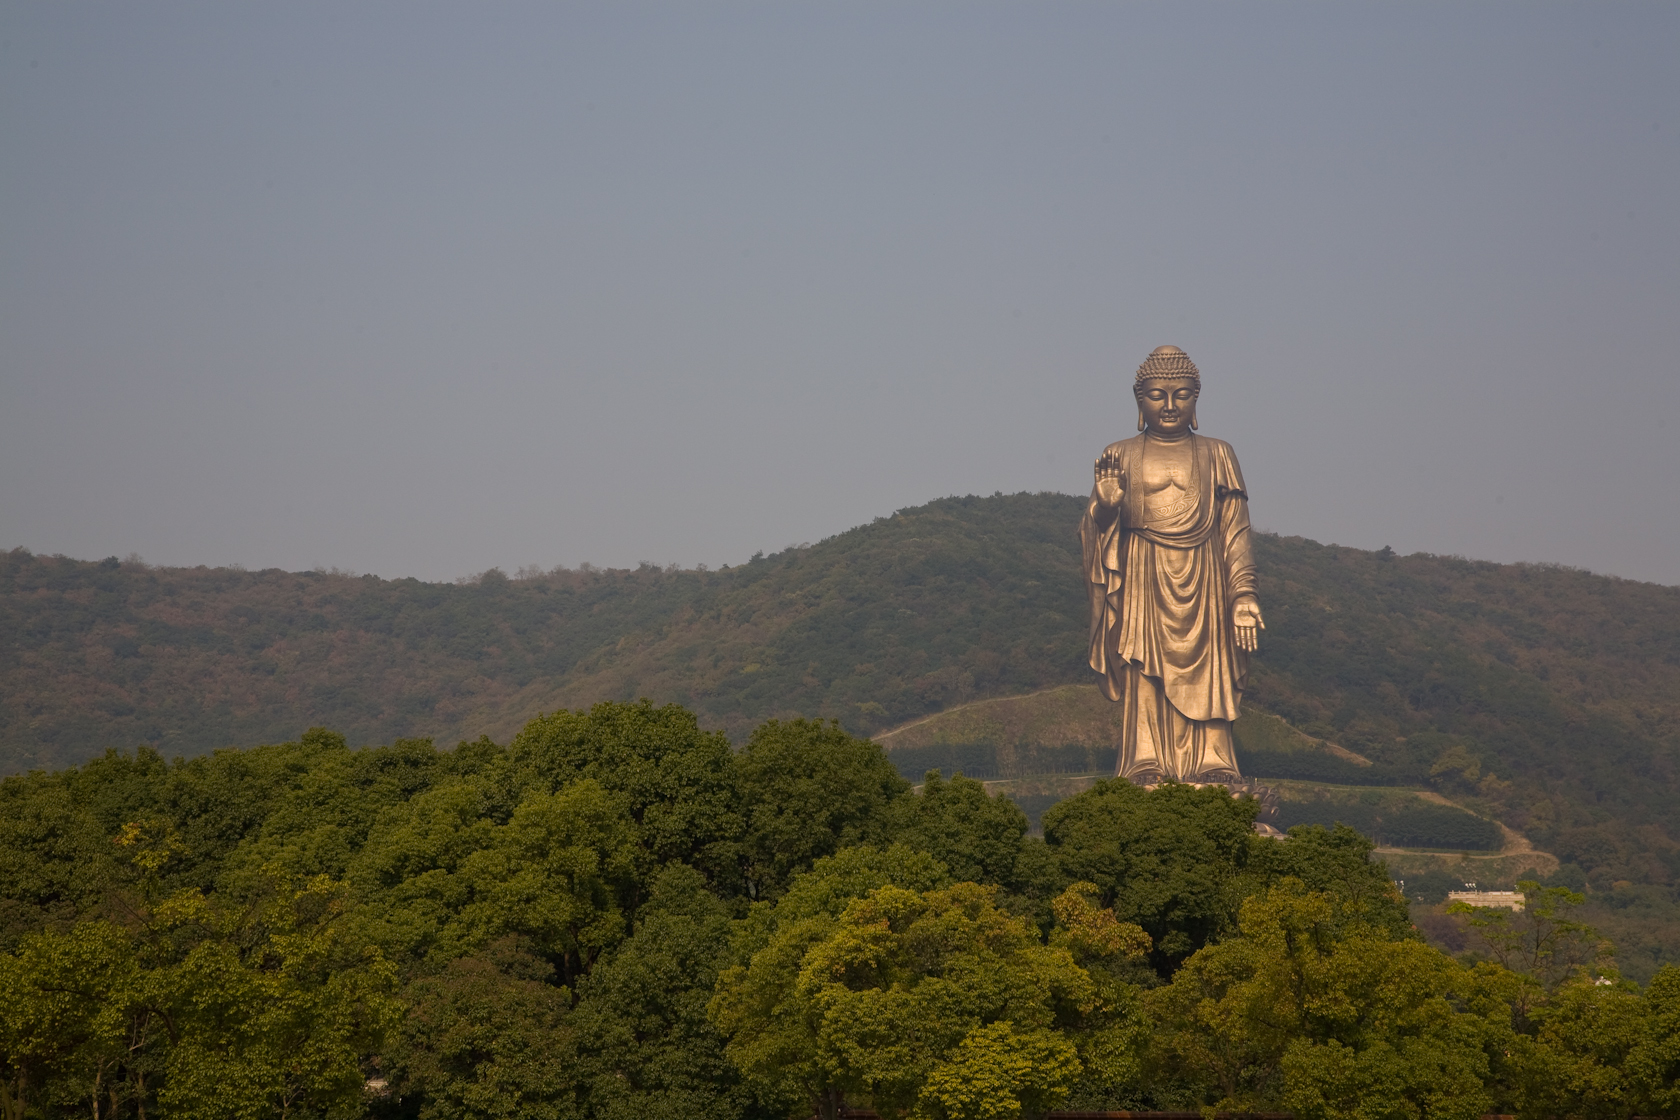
[5,492,1680,896]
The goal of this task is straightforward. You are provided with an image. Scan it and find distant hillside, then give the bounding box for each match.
[5,492,1680,897]
[0,493,1088,767]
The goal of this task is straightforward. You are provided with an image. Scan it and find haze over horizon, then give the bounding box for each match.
[3,4,1677,585]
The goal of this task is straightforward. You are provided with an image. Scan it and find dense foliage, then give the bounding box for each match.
[3,706,1678,1120]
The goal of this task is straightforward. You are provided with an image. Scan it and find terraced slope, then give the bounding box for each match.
[874,684,1504,849]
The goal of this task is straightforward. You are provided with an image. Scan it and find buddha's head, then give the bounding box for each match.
[1134,344,1200,436]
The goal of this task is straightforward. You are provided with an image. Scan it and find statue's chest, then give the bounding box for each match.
[1137,441,1200,522]
[1139,442,1194,494]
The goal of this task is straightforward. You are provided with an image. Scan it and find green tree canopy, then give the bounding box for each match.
[509,702,742,888]
[571,864,755,1120]
[886,773,1031,892]
[1042,780,1258,971]
[351,778,641,982]
[386,937,577,1120]
[732,719,909,900]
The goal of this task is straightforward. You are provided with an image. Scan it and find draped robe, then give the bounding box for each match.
[1079,432,1257,784]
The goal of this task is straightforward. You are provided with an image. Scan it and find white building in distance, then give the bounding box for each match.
[1447,890,1525,911]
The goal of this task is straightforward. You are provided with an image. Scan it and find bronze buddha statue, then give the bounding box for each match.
[1080,345,1265,785]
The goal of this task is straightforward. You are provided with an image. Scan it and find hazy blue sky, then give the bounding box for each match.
[3,3,1677,584]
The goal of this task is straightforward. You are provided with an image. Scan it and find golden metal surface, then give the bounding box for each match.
[1080,345,1265,785]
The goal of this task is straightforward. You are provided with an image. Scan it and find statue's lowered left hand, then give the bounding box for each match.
[1233,595,1265,652]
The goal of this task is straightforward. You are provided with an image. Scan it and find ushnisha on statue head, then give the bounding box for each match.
[1133,344,1200,436]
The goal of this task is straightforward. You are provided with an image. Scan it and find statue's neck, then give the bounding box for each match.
[1145,429,1192,443]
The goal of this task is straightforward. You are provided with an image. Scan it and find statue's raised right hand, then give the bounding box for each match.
[1094,454,1124,508]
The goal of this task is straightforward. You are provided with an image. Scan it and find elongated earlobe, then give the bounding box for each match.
[1137,408,1146,431]
[1190,403,1199,430]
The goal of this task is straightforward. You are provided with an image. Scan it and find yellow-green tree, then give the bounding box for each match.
[1499,970,1648,1119]
[710,845,951,1120]
[1627,964,1680,1114]
[0,921,134,1120]
[1448,881,1610,1029]
[916,1022,1079,1120]
[1455,882,1667,1118]
[1048,882,1154,1109]
[150,872,401,1120]
[350,778,642,982]
[1149,880,1506,1120]
[792,881,1087,1119]
[1,868,398,1120]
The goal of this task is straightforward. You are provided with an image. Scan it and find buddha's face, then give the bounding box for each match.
[1136,377,1198,436]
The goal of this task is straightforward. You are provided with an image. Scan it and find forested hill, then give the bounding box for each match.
[0,494,1091,769]
[5,492,1680,865]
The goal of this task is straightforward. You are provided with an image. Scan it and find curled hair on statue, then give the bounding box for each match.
[1133,344,1201,386]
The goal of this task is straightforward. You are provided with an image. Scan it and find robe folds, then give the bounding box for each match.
[1079,433,1258,784]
